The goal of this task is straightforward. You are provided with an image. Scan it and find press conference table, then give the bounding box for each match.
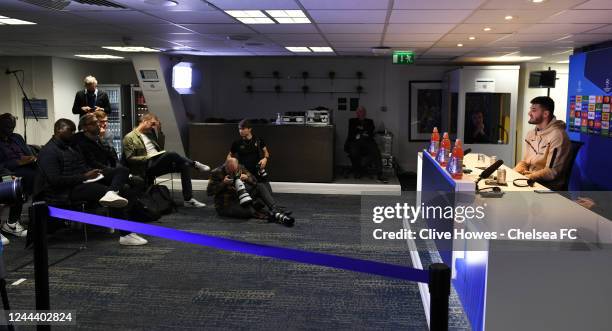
[416,151,612,331]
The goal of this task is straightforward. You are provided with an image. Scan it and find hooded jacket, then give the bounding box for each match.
[515,117,570,189]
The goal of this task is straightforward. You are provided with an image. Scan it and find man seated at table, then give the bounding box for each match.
[37,118,147,246]
[122,113,209,207]
[344,106,388,183]
[0,113,35,239]
[207,157,294,226]
[514,96,570,190]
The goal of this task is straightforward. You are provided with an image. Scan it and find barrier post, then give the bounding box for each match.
[31,201,51,331]
[428,263,450,331]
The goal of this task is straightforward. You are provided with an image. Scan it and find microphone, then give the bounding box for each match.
[479,159,504,180]
[5,69,23,75]
[463,148,472,156]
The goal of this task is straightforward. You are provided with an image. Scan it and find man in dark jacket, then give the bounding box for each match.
[344,106,387,182]
[207,157,293,226]
[38,118,146,246]
[71,75,111,116]
[0,113,35,238]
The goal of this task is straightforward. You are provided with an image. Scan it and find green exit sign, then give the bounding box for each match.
[393,51,415,64]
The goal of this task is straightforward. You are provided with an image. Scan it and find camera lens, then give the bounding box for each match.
[0,177,24,204]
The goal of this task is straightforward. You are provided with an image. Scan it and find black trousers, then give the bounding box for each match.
[348,138,383,175]
[146,152,193,201]
[68,171,130,236]
[8,164,37,223]
[216,183,276,219]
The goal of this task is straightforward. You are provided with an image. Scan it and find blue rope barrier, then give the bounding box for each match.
[48,207,429,283]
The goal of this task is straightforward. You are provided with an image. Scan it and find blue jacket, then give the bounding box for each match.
[0,133,33,171]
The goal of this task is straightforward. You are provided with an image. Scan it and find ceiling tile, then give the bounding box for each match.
[586,24,612,34]
[329,41,383,48]
[576,0,612,9]
[319,24,384,34]
[113,0,216,11]
[144,10,235,24]
[384,34,444,42]
[482,0,586,10]
[325,34,382,42]
[394,0,485,9]
[309,10,387,24]
[386,24,455,34]
[250,24,318,34]
[70,10,167,24]
[180,23,255,34]
[438,33,508,43]
[518,23,606,34]
[451,23,528,34]
[300,0,388,10]
[501,33,569,42]
[207,0,299,10]
[543,10,612,24]
[464,9,563,24]
[390,10,472,23]
[266,34,326,42]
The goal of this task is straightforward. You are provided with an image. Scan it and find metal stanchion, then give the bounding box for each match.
[30,201,51,331]
[428,263,451,331]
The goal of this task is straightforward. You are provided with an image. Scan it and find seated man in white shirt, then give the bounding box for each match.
[122,113,210,207]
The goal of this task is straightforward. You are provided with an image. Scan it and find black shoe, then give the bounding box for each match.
[377,175,389,184]
[269,211,295,227]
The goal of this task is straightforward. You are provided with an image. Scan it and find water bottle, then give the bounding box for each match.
[436,132,451,167]
[428,127,440,157]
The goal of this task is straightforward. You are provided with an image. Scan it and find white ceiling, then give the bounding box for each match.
[0,0,610,63]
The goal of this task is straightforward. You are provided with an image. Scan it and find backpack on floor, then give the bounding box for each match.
[130,194,162,222]
[147,184,175,215]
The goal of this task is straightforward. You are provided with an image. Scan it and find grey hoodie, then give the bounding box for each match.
[515,117,571,190]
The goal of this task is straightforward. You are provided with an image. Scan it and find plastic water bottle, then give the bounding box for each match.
[436,132,451,166]
[428,127,440,157]
[447,139,464,179]
[275,113,282,125]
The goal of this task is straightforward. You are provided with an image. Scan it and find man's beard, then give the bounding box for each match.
[528,116,542,125]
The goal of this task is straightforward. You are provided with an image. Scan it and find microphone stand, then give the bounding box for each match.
[8,70,39,144]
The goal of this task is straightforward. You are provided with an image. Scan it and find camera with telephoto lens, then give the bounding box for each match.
[256,164,268,180]
[271,211,295,227]
[0,176,24,204]
[233,173,253,206]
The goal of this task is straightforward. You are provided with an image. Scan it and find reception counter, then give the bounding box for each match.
[188,123,335,182]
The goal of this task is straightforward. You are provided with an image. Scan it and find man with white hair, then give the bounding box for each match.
[72,75,111,116]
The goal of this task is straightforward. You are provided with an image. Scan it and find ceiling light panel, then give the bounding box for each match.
[225,10,275,24]
[285,46,311,52]
[266,10,310,24]
[75,54,124,59]
[102,46,160,52]
[0,15,36,25]
[309,47,333,52]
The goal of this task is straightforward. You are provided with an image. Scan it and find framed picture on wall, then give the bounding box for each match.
[409,81,442,141]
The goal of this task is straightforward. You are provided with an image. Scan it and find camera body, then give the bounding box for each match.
[256,164,268,180]
[233,173,253,206]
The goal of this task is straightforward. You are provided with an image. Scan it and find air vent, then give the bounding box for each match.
[19,0,71,10]
[73,0,126,9]
[20,0,126,10]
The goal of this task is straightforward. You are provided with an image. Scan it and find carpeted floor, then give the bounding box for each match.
[2,192,469,330]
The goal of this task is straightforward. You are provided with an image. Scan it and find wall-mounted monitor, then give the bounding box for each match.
[528,70,556,88]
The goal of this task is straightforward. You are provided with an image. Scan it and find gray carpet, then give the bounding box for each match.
[2,193,468,330]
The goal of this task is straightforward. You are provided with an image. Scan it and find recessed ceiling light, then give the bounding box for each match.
[557,60,569,63]
[483,27,492,31]
[286,47,311,53]
[309,47,334,53]
[75,54,124,59]
[457,43,464,47]
[102,46,160,52]
[225,10,275,24]
[468,36,476,40]
[531,0,545,3]
[143,0,178,6]
[266,10,310,24]
[0,16,36,25]
[505,15,514,20]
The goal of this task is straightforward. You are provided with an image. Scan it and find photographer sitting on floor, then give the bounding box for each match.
[37,118,147,246]
[207,157,294,226]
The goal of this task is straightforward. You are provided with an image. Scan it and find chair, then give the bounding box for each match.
[543,140,583,191]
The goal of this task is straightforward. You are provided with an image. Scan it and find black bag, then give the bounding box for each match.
[130,194,162,222]
[147,184,175,215]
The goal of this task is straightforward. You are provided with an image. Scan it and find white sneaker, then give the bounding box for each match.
[1,233,9,246]
[99,191,128,208]
[119,233,148,246]
[193,161,211,172]
[184,198,206,208]
[2,221,27,237]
